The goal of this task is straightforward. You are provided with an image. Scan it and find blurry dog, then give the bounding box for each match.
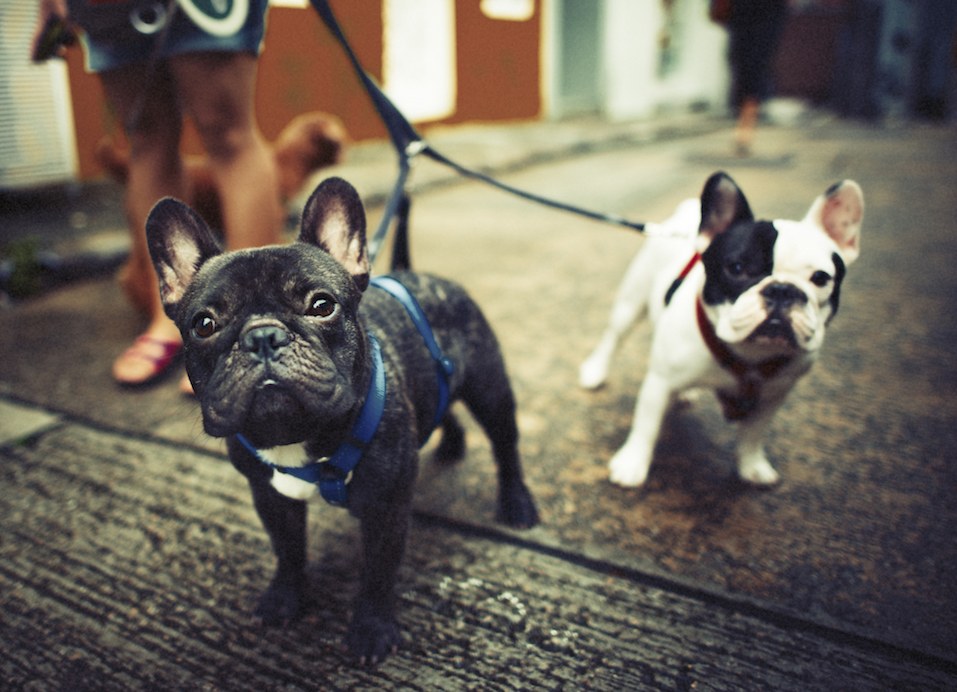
[97,112,347,314]
[580,172,863,487]
[96,111,348,231]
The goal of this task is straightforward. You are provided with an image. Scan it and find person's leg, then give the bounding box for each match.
[170,51,283,252]
[734,97,759,155]
[166,51,281,395]
[99,64,187,384]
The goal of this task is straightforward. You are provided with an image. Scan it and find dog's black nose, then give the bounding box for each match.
[761,282,806,309]
[242,325,291,362]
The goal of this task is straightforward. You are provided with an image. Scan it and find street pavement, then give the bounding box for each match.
[1,113,956,689]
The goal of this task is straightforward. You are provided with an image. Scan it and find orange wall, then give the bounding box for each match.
[66,1,541,180]
[254,3,386,142]
[451,0,541,124]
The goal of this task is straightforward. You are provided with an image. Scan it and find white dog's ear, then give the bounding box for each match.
[146,197,222,318]
[698,171,754,239]
[299,177,370,291]
[804,180,864,265]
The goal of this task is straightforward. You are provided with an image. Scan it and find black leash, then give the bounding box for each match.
[309,0,646,269]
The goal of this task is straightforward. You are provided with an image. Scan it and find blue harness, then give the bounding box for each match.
[370,275,455,430]
[234,275,453,506]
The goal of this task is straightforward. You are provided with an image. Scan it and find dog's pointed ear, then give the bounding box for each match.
[299,177,370,291]
[804,180,863,265]
[699,171,754,239]
[146,198,222,319]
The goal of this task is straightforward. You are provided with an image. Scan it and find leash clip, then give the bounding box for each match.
[404,140,427,159]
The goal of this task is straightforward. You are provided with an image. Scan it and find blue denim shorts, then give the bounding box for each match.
[69,0,270,73]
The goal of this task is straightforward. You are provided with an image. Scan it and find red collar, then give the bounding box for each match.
[695,298,794,420]
[668,251,794,419]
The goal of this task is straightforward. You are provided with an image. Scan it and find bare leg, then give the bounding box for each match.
[734,97,759,156]
[104,53,280,387]
[100,64,187,384]
[170,52,282,394]
[170,52,282,252]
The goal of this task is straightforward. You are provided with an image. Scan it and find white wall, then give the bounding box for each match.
[0,1,78,187]
[659,0,729,110]
[546,0,729,122]
[602,0,661,120]
[382,0,457,123]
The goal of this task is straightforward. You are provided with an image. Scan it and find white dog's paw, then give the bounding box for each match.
[608,446,651,488]
[737,455,781,486]
[674,388,705,409]
[579,356,610,390]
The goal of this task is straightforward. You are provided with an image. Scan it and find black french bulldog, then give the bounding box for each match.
[146,177,539,664]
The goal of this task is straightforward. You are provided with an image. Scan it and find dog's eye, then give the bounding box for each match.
[192,312,218,339]
[726,260,746,278]
[306,293,338,319]
[810,270,831,287]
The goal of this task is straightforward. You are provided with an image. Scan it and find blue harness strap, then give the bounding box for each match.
[371,275,455,430]
[234,333,386,507]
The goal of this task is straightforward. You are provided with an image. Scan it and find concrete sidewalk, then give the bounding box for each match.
[2,114,956,689]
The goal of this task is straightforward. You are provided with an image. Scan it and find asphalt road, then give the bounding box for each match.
[1,116,955,689]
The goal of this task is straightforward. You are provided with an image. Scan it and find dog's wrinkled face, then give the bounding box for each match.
[701,219,847,354]
[177,246,362,445]
[146,178,372,448]
[697,174,863,356]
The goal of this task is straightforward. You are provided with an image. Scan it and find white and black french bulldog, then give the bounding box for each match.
[146,177,539,664]
[579,172,863,488]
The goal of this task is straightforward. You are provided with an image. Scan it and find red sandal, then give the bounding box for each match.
[113,335,182,386]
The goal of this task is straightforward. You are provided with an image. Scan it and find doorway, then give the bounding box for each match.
[552,0,603,118]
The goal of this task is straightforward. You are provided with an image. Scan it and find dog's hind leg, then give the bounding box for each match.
[433,412,466,464]
[609,370,671,487]
[579,247,657,389]
[459,360,539,529]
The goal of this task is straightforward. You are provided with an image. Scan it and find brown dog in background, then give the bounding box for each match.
[97,111,348,313]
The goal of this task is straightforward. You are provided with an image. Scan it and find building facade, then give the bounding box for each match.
[2,0,850,185]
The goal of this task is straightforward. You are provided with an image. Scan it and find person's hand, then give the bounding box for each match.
[31,0,74,62]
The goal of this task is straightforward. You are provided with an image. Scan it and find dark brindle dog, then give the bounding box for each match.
[146,177,539,664]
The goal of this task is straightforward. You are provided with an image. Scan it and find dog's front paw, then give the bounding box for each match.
[497,480,539,529]
[254,574,306,625]
[345,613,401,665]
[608,445,651,488]
[737,455,781,487]
[674,388,705,409]
[578,355,610,390]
